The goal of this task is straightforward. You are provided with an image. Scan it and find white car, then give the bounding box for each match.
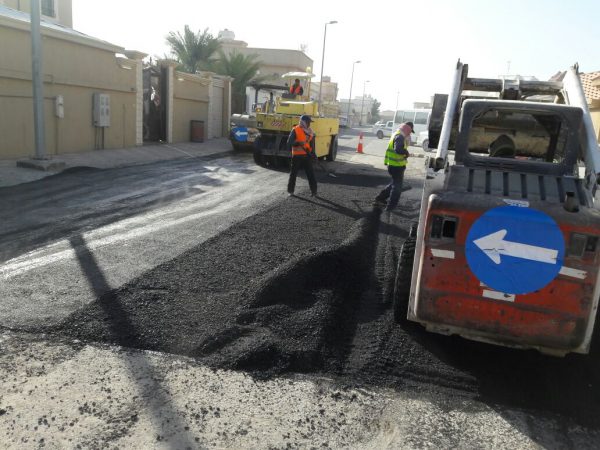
[372,120,395,139]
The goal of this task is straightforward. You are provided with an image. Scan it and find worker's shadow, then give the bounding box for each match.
[292,195,362,220]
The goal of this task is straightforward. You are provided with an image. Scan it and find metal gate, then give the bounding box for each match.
[143,66,167,142]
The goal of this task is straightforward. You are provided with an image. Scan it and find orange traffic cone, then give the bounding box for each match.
[356,132,364,153]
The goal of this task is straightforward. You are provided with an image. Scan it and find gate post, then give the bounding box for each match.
[125,50,147,146]
[158,59,178,143]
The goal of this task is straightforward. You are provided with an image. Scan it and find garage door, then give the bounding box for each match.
[212,79,224,138]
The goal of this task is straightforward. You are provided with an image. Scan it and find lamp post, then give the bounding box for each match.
[347,60,361,127]
[318,20,337,112]
[31,0,46,159]
[359,80,370,126]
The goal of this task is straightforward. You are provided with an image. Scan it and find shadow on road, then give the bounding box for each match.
[68,233,197,447]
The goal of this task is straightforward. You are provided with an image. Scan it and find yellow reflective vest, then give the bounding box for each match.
[384,131,408,167]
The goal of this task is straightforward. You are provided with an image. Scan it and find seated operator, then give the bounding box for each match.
[289,78,304,96]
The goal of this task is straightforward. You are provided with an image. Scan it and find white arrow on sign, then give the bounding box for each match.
[234,130,248,138]
[474,229,558,265]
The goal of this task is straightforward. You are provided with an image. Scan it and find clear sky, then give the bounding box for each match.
[72,0,600,111]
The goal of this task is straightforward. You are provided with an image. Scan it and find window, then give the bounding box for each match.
[41,0,56,18]
[467,109,569,163]
[414,112,429,125]
[402,111,416,123]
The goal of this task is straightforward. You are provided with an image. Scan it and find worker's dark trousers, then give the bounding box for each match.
[375,165,406,209]
[288,156,317,195]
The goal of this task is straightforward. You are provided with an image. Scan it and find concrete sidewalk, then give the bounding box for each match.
[0,139,233,188]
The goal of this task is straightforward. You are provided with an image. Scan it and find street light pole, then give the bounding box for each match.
[359,80,370,126]
[318,20,337,112]
[31,0,46,159]
[346,60,361,127]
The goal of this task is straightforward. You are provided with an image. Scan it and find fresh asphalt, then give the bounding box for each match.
[1,129,599,447]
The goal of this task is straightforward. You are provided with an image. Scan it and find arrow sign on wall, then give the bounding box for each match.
[474,229,559,265]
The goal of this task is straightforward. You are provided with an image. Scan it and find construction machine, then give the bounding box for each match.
[394,61,600,356]
[251,72,340,168]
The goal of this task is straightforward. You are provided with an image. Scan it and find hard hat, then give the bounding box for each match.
[300,114,312,123]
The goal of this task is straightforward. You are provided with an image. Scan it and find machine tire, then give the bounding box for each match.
[377,130,384,139]
[270,155,280,169]
[326,135,338,161]
[253,149,265,166]
[422,139,429,151]
[393,236,416,323]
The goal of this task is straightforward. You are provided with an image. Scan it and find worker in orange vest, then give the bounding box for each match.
[289,78,304,96]
[287,115,317,196]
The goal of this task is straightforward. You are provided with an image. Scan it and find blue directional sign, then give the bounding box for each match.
[465,206,564,295]
[231,126,248,142]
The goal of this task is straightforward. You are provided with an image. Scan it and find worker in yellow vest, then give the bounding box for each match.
[373,121,414,211]
[287,115,317,196]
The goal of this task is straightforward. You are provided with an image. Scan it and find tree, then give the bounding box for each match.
[371,98,381,123]
[165,26,221,73]
[214,51,264,114]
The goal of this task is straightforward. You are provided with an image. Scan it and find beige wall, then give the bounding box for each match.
[0,20,137,158]
[171,72,210,143]
[3,0,73,28]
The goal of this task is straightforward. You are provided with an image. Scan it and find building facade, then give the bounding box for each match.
[1,0,72,27]
[0,4,231,159]
[218,29,313,113]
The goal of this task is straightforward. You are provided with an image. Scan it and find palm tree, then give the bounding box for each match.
[165,26,221,73]
[214,51,264,113]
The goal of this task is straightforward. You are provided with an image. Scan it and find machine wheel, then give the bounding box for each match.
[377,130,384,139]
[326,135,338,161]
[270,155,280,169]
[393,236,416,323]
[422,139,429,151]
[253,149,265,166]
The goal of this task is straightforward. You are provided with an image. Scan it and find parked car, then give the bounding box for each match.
[416,130,431,151]
[372,120,395,139]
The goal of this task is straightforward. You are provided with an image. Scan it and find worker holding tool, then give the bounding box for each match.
[287,114,317,197]
[373,121,414,211]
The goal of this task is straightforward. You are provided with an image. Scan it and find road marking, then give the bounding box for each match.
[482,290,516,302]
[474,229,559,265]
[559,266,587,280]
[431,249,455,259]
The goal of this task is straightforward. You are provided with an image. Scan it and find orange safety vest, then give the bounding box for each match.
[291,125,313,156]
[290,84,302,95]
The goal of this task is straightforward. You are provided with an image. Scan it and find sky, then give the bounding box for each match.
[72,0,600,111]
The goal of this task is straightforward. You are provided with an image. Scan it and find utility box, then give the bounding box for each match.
[92,93,110,127]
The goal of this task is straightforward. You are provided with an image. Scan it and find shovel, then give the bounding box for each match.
[314,158,338,178]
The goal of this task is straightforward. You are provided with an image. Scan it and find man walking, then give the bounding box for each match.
[374,121,413,211]
[287,114,317,197]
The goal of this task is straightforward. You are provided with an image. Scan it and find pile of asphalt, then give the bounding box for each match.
[51,172,392,378]
[47,167,600,429]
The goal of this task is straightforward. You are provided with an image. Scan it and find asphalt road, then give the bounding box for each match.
[1,129,599,448]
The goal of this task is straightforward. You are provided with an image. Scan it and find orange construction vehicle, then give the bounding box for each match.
[394,61,600,356]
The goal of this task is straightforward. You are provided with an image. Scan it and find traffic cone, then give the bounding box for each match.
[356,132,364,153]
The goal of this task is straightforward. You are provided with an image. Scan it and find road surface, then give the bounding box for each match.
[1,130,599,448]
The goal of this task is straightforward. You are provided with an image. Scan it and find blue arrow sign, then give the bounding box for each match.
[465,206,564,295]
[231,126,248,142]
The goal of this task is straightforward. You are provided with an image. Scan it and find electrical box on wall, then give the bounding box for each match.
[55,95,64,118]
[92,93,110,127]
